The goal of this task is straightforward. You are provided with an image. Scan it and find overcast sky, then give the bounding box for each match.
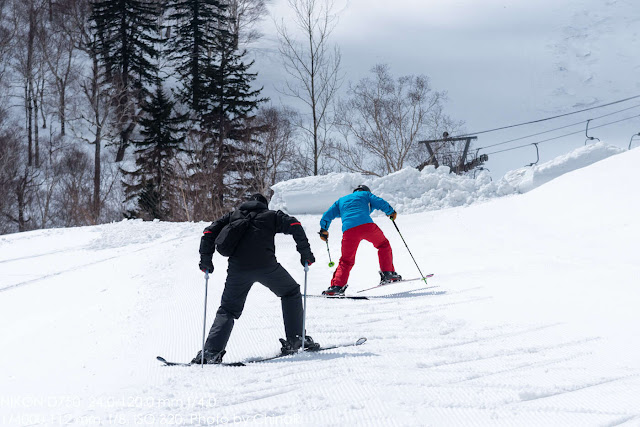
[252,0,640,177]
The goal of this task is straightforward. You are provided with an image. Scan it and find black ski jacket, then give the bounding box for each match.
[199,200,314,269]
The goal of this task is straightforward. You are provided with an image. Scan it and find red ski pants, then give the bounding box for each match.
[331,222,394,287]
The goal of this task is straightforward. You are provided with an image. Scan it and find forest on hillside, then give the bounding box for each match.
[0,0,462,234]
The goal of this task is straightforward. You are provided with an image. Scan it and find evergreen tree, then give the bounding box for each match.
[165,5,267,218]
[90,0,161,162]
[202,28,267,209]
[123,84,186,220]
[165,0,226,114]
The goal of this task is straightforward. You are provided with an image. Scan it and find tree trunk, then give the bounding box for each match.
[26,84,33,167]
[33,82,39,168]
[308,27,318,176]
[27,5,36,167]
[93,135,101,223]
[60,82,66,136]
[16,171,27,232]
[91,53,102,222]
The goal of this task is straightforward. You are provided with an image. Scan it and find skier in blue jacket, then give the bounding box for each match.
[319,185,402,295]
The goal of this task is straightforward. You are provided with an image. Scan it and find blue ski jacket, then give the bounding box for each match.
[320,191,395,233]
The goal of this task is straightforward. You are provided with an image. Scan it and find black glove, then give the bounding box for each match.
[319,229,329,241]
[300,251,316,267]
[199,255,214,273]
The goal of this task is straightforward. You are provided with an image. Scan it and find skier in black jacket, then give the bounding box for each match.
[193,193,318,364]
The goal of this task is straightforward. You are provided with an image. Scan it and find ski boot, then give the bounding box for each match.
[279,335,321,355]
[191,349,225,364]
[322,284,348,296]
[379,271,402,285]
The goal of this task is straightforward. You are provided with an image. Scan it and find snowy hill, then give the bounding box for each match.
[1,149,640,426]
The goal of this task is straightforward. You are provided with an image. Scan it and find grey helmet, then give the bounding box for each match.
[353,184,371,193]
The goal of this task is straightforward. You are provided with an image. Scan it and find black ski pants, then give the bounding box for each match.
[204,263,303,353]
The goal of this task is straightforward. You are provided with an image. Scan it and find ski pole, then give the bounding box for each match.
[201,271,210,367]
[301,261,309,353]
[391,219,429,284]
[325,241,335,267]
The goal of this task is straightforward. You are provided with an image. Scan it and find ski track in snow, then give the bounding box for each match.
[2,151,640,425]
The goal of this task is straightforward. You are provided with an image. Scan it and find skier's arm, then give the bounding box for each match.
[276,211,315,265]
[199,212,232,256]
[319,201,340,231]
[368,193,395,216]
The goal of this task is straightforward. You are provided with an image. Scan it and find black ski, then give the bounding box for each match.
[157,337,367,367]
[308,294,369,300]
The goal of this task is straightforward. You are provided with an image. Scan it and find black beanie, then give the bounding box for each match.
[249,193,268,206]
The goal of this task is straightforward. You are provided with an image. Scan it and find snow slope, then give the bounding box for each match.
[1,149,639,426]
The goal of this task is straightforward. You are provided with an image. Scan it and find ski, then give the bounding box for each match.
[357,274,434,293]
[157,337,367,367]
[156,356,246,367]
[308,294,369,300]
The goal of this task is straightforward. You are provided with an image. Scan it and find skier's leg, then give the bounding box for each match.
[331,228,362,287]
[362,223,395,272]
[259,264,303,340]
[204,271,253,352]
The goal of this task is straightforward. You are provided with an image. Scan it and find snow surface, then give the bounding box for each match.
[1,147,640,426]
[271,142,624,215]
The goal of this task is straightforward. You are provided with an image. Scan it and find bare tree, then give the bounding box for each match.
[70,52,116,223]
[62,0,117,223]
[10,0,48,167]
[222,0,270,48]
[173,132,219,221]
[53,146,94,226]
[276,0,342,176]
[0,0,14,88]
[39,1,79,138]
[32,157,60,228]
[236,105,297,194]
[0,111,22,233]
[332,64,463,177]
[0,119,38,232]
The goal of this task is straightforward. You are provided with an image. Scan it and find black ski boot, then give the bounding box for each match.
[322,284,348,296]
[191,349,225,364]
[379,271,402,285]
[279,335,321,355]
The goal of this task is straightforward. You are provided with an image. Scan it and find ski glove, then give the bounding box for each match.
[389,211,397,221]
[199,255,214,273]
[300,251,316,267]
[319,229,329,241]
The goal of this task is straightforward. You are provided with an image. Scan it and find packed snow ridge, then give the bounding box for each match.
[271,142,624,215]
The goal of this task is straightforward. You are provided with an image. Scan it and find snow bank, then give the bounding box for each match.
[270,172,365,215]
[502,141,624,193]
[270,167,513,215]
[270,142,624,215]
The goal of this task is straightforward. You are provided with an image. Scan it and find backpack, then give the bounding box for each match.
[214,211,258,257]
